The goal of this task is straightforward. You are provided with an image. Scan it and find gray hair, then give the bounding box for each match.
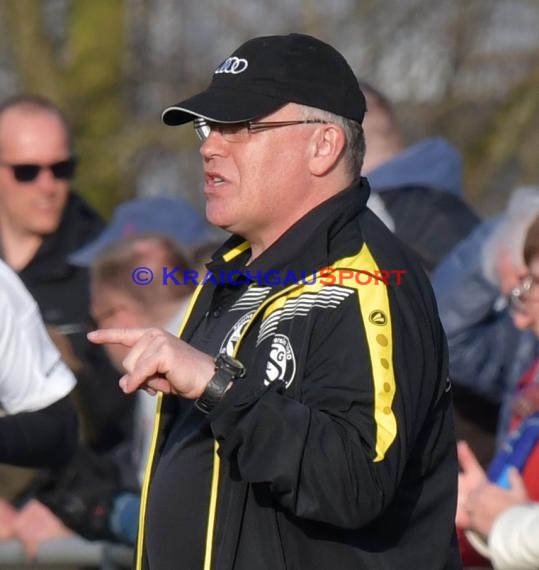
[298,104,365,179]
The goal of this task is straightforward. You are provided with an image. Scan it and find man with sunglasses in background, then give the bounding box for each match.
[91,34,460,569]
[0,95,134,558]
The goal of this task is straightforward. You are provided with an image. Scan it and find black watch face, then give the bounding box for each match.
[217,352,245,377]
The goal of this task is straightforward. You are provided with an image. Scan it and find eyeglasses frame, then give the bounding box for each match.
[193,117,329,142]
[508,274,536,314]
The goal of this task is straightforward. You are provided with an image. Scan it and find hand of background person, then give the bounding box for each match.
[0,498,17,540]
[456,441,488,529]
[465,468,529,538]
[12,499,73,560]
[88,328,214,399]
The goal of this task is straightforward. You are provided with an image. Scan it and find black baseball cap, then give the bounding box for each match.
[162,33,366,126]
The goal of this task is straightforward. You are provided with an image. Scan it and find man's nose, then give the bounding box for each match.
[200,130,228,159]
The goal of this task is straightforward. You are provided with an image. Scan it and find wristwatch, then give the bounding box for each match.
[194,352,246,414]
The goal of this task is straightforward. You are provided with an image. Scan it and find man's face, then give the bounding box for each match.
[199,103,321,249]
[0,109,71,238]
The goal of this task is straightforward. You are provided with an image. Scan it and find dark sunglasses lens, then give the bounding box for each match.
[10,158,77,182]
[50,159,77,180]
[12,164,40,182]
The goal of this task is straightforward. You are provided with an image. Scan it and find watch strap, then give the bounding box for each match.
[195,354,245,414]
[194,367,233,415]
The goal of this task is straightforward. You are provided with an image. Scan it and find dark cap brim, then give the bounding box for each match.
[161,86,287,125]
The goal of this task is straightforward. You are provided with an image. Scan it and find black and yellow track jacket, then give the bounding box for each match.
[136,178,461,570]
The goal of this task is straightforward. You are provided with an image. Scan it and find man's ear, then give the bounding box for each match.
[308,124,346,176]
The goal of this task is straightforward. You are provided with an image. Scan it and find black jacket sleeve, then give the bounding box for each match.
[0,394,78,467]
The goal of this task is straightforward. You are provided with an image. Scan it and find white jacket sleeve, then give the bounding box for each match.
[488,504,539,570]
[0,260,76,414]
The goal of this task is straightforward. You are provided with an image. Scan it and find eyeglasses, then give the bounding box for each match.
[507,275,539,315]
[193,118,328,143]
[0,157,77,183]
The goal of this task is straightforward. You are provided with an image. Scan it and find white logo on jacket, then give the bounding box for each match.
[264,334,296,389]
[220,311,255,356]
[230,286,272,312]
[257,286,354,345]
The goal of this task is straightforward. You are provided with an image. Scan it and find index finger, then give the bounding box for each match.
[87,327,150,347]
[457,440,483,474]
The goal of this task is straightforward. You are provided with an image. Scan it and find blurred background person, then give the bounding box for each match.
[433,188,539,450]
[0,94,133,453]
[361,80,481,274]
[0,258,78,556]
[68,195,214,270]
[446,187,539,566]
[358,81,500,469]
[0,258,78,467]
[85,232,196,545]
[0,259,78,468]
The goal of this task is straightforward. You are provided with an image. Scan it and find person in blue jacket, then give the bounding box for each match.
[360,80,480,273]
[433,186,539,444]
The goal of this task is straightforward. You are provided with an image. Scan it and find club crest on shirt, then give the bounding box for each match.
[264,334,296,388]
[220,311,256,356]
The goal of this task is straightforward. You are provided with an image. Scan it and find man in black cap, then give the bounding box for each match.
[90,34,461,570]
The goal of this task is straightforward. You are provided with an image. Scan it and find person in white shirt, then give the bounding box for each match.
[0,258,77,466]
[0,258,78,557]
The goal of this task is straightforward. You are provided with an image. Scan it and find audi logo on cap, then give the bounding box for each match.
[214,57,249,75]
